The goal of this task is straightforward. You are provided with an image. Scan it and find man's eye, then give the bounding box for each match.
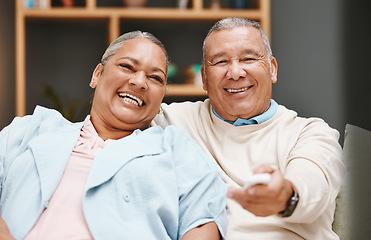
[214,60,228,65]
[243,58,255,62]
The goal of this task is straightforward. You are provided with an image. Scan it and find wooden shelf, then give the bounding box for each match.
[15,0,270,116]
[21,8,264,21]
[166,84,207,97]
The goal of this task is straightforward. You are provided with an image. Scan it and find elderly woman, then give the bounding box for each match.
[0,31,226,240]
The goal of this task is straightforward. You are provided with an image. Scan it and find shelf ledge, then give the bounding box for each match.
[166,84,207,97]
[20,8,262,21]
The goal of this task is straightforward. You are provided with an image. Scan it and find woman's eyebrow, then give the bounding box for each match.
[118,56,138,64]
[118,56,166,76]
[152,67,166,77]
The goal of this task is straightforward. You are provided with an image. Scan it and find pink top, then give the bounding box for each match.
[24,117,115,240]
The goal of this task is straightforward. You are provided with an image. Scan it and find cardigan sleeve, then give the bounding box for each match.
[164,126,227,239]
[0,115,33,193]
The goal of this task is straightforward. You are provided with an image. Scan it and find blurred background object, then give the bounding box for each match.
[122,0,147,7]
[184,64,202,87]
[61,0,74,7]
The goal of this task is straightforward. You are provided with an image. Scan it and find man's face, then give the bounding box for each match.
[202,26,278,121]
[90,38,167,132]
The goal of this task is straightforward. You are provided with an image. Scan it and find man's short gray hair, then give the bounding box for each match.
[202,17,273,64]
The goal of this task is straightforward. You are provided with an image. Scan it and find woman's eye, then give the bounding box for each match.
[120,64,134,71]
[150,76,164,84]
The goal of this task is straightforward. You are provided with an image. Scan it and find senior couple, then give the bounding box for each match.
[0,17,344,239]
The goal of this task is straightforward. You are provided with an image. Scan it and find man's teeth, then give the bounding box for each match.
[226,87,248,93]
[118,93,143,106]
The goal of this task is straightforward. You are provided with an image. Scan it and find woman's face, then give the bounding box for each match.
[90,37,167,139]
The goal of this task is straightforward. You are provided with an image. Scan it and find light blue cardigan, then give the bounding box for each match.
[0,106,226,239]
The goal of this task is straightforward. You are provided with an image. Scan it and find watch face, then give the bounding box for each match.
[280,191,299,217]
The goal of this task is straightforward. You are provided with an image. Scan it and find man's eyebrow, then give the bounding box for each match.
[208,52,228,63]
[208,49,264,63]
[241,49,264,57]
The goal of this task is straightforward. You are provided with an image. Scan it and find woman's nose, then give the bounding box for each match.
[226,61,247,80]
[129,72,148,90]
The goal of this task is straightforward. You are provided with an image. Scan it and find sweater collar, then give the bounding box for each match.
[212,99,278,126]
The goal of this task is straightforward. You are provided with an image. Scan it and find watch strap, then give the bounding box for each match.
[279,190,299,217]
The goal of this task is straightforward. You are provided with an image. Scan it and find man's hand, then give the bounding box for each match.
[0,216,15,240]
[227,164,294,217]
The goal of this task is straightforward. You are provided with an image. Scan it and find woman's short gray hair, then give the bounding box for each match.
[100,30,169,71]
[202,17,273,63]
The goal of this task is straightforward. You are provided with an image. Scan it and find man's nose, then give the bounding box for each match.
[226,61,247,80]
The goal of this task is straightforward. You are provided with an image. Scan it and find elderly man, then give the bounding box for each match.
[153,17,345,239]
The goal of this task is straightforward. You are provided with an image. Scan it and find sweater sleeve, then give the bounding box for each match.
[283,119,345,224]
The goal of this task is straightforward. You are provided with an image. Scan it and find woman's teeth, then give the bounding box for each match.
[118,93,143,106]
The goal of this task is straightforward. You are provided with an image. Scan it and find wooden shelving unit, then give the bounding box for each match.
[15,0,270,116]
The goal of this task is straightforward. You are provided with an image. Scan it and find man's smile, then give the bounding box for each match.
[224,86,253,93]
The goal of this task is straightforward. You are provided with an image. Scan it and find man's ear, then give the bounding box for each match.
[270,57,278,84]
[90,63,103,89]
[201,64,208,91]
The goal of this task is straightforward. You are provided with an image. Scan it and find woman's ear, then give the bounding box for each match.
[90,63,103,89]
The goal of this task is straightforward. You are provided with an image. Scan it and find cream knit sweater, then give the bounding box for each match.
[153,99,345,240]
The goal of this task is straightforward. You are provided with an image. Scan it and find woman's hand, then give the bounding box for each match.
[0,216,15,240]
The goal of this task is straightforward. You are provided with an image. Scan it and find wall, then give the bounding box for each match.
[271,1,344,135]
[271,0,371,139]
[0,1,15,128]
[342,1,371,134]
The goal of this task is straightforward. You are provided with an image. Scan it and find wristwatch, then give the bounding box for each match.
[279,190,299,217]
